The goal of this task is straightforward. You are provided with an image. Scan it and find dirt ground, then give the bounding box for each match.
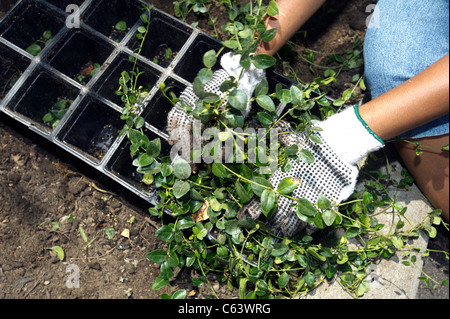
[0,0,448,300]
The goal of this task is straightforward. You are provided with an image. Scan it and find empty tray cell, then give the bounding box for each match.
[83,0,143,43]
[0,43,31,102]
[57,97,123,162]
[45,0,85,10]
[106,129,171,193]
[6,67,79,132]
[45,29,113,85]
[93,53,161,107]
[174,33,228,83]
[0,0,63,55]
[142,77,186,134]
[128,9,192,68]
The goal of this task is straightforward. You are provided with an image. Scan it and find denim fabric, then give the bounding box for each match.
[364,0,449,139]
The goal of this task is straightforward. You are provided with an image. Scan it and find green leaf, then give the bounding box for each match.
[322,209,337,226]
[235,180,251,204]
[284,145,299,156]
[267,0,279,16]
[167,250,179,267]
[299,149,315,163]
[43,30,52,40]
[138,26,147,33]
[277,177,299,195]
[254,78,269,97]
[78,225,88,243]
[177,217,195,230]
[160,162,173,177]
[152,276,169,290]
[260,189,277,218]
[173,180,190,199]
[345,227,360,238]
[156,225,173,241]
[362,191,374,205]
[250,176,273,197]
[115,20,127,31]
[317,195,331,210]
[197,68,213,84]
[290,86,304,105]
[173,157,191,180]
[147,138,161,158]
[271,243,289,257]
[147,249,167,263]
[104,227,116,240]
[252,54,277,69]
[203,49,217,69]
[239,278,248,299]
[223,108,244,128]
[138,153,154,167]
[172,289,187,299]
[42,113,54,123]
[259,28,277,43]
[212,162,227,178]
[256,95,276,112]
[257,112,273,127]
[141,173,154,185]
[296,198,317,217]
[304,272,315,287]
[228,89,248,111]
[49,246,64,261]
[278,272,290,288]
[26,43,42,56]
[140,13,149,23]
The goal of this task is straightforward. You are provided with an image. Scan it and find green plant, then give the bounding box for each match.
[153,45,174,65]
[43,98,73,129]
[78,225,97,251]
[116,1,448,299]
[26,30,53,56]
[115,20,128,32]
[76,62,101,85]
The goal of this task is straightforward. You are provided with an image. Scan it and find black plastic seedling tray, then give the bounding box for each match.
[0,0,321,207]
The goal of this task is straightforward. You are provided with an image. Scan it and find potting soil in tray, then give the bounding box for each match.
[0,0,315,206]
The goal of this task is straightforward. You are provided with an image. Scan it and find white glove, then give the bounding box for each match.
[239,105,385,237]
[167,52,265,161]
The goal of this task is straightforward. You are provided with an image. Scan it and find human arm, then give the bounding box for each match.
[257,0,326,56]
[360,54,449,141]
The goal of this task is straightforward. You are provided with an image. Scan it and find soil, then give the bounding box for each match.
[0,0,448,301]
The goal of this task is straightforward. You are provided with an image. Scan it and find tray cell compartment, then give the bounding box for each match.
[0,43,31,102]
[174,33,228,83]
[128,9,192,68]
[0,0,63,54]
[5,67,79,132]
[142,77,186,134]
[93,53,161,107]
[45,29,113,85]
[106,129,171,193]
[84,0,143,43]
[57,97,123,163]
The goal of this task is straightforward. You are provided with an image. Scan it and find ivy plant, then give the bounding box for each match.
[115,1,448,299]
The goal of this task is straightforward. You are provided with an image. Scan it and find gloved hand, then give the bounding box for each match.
[239,105,385,237]
[167,52,265,162]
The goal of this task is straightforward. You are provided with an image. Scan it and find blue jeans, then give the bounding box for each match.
[364,0,449,139]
